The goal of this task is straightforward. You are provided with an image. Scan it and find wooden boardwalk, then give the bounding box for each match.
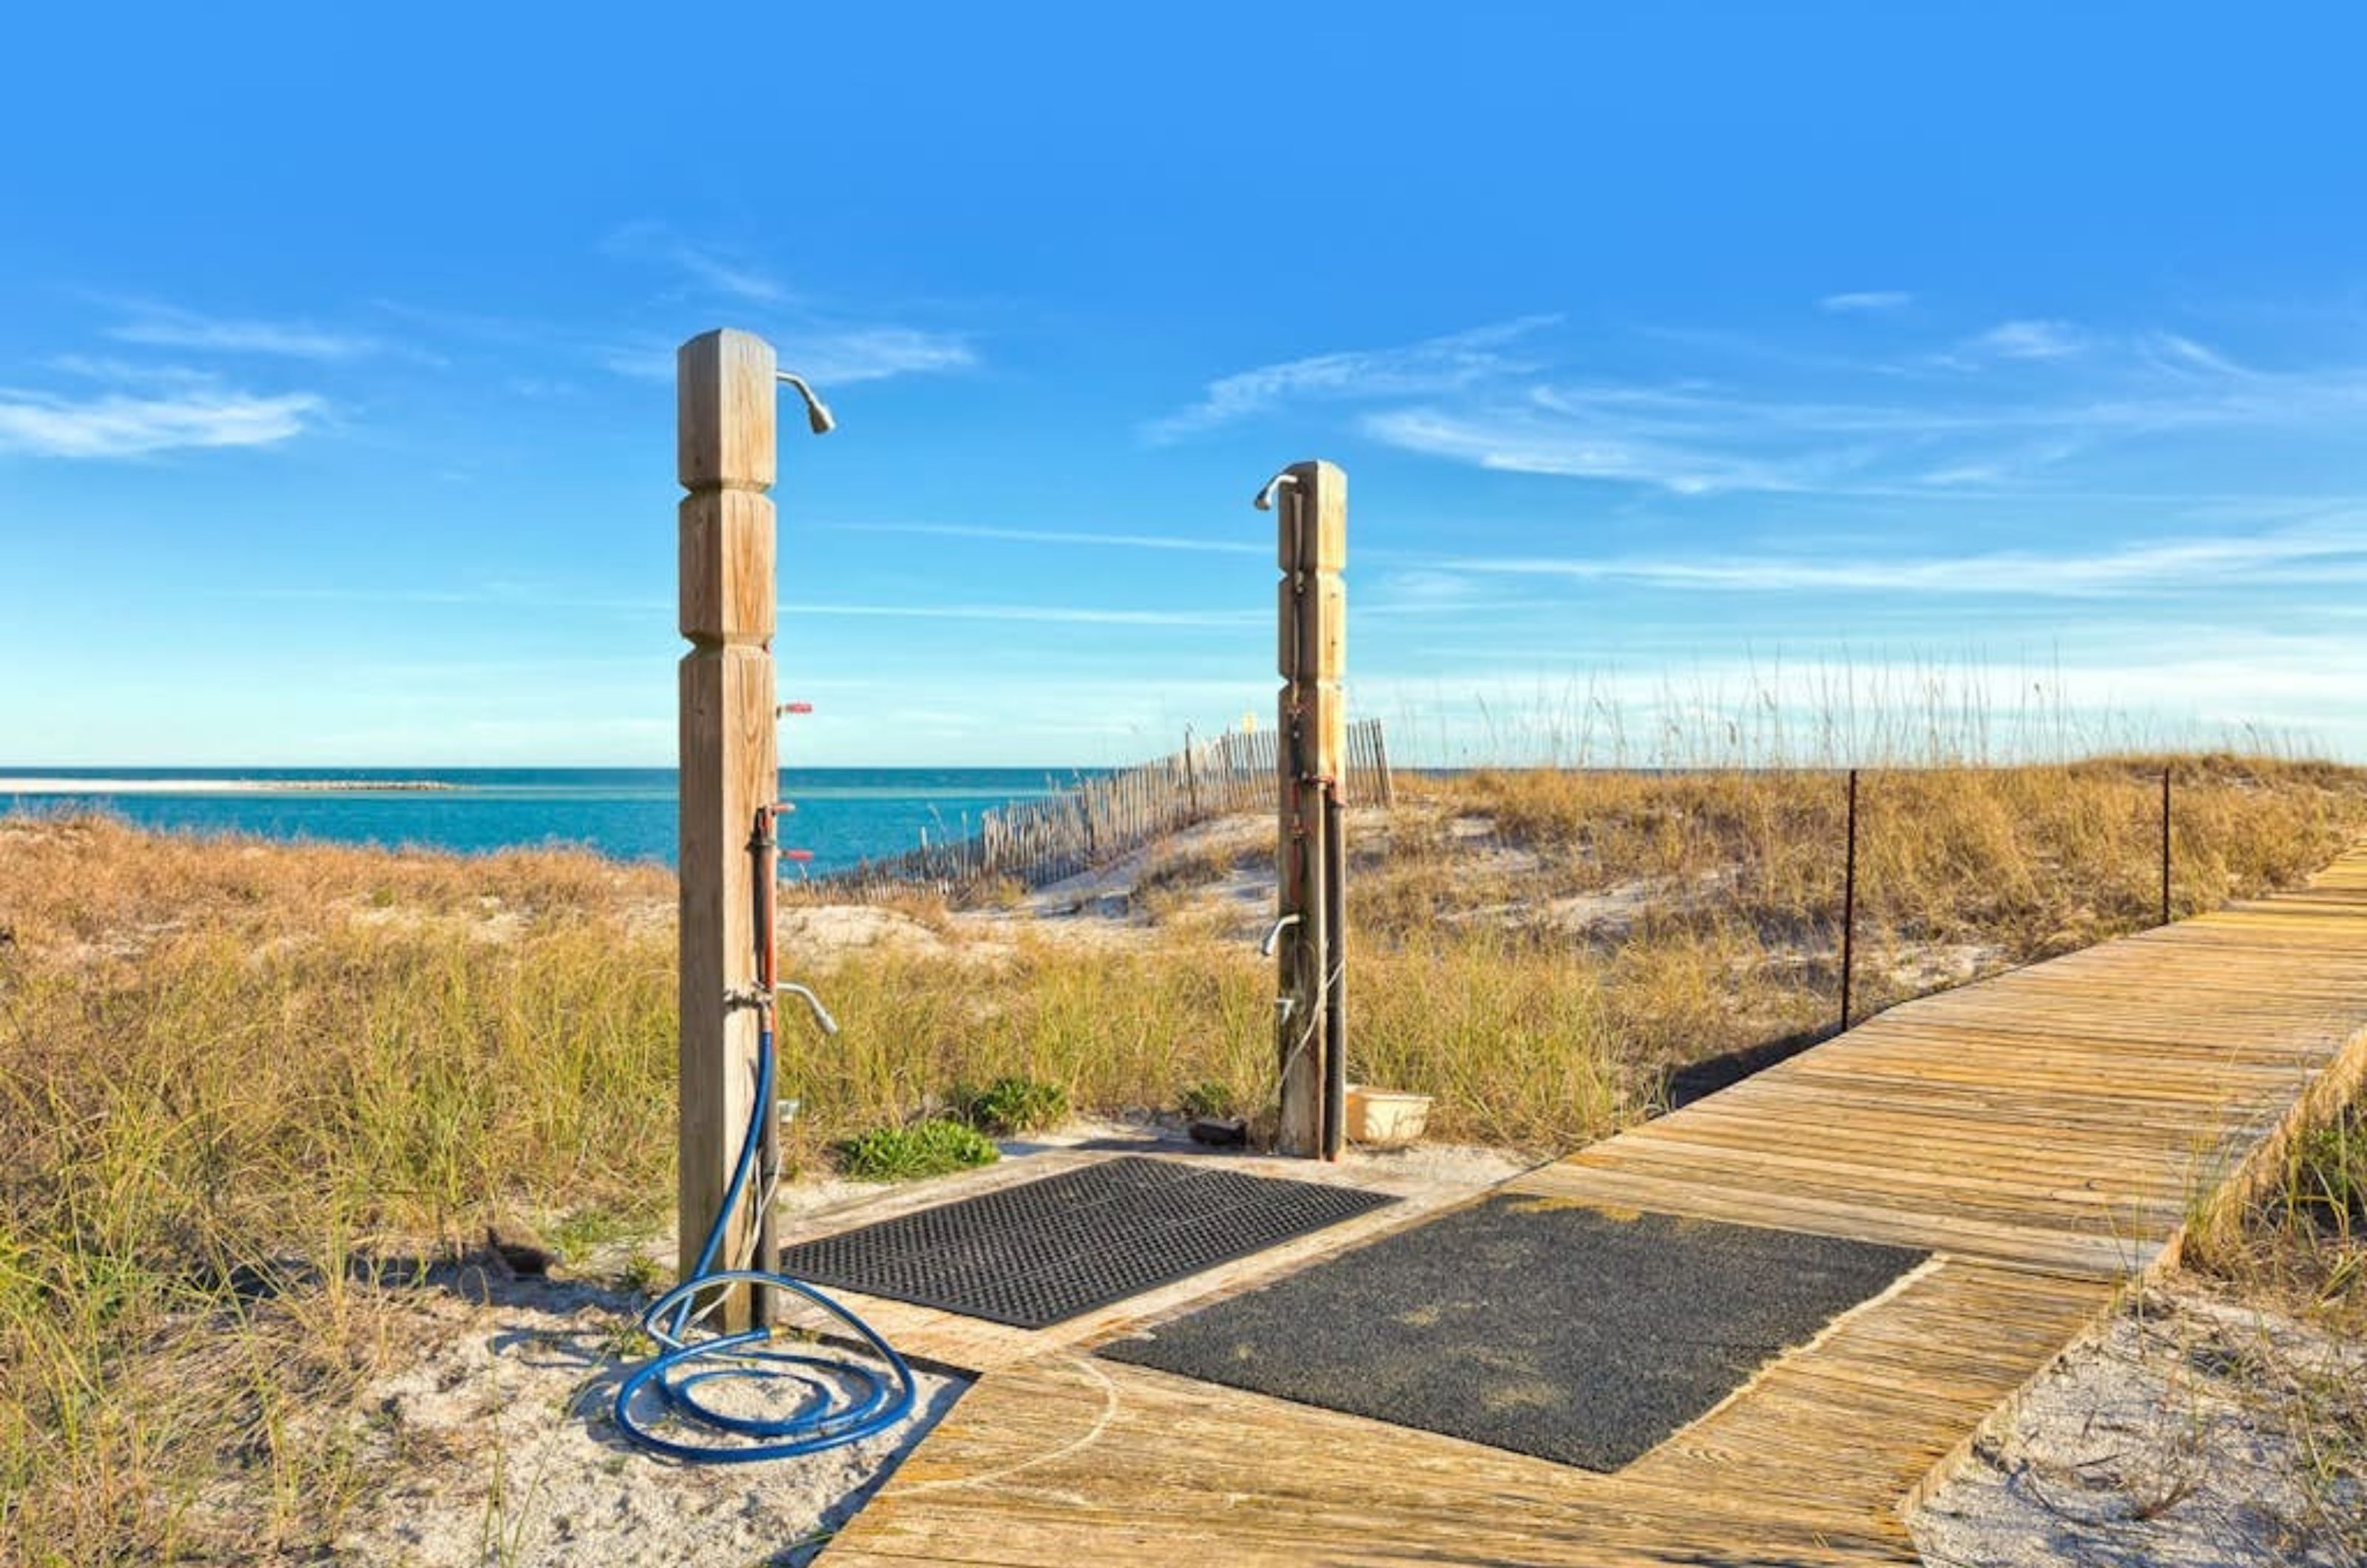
[816,850,2367,1567]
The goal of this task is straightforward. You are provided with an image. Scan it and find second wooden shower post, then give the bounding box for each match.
[1268,459,1348,1159]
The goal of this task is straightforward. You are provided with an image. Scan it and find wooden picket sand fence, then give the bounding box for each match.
[817,718,1394,901]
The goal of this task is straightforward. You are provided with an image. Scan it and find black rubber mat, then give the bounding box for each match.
[1099,1194,1925,1471]
[777,1156,1397,1329]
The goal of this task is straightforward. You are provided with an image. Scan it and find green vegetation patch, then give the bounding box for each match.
[833,1118,1002,1182]
[2281,1106,2367,1243]
[948,1074,1071,1135]
[2193,1093,2367,1331]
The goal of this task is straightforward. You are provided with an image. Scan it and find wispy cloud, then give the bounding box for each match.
[787,327,976,384]
[104,301,381,360]
[594,340,678,382]
[828,521,1263,555]
[1344,321,2367,495]
[2138,331,2258,380]
[1147,315,1560,442]
[226,584,659,613]
[1152,311,2217,493]
[402,231,979,388]
[1367,570,1502,609]
[783,601,1261,628]
[1434,520,2367,598]
[601,220,788,303]
[1363,402,1808,495]
[0,383,323,458]
[48,356,222,389]
[1820,291,1914,313]
[600,324,976,386]
[1962,319,2086,361]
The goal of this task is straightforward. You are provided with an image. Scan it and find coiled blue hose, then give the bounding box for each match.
[612,1022,918,1462]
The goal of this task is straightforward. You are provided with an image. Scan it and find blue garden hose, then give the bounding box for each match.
[612,1020,919,1462]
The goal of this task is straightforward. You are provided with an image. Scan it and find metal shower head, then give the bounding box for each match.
[777,371,836,435]
[1252,470,1300,512]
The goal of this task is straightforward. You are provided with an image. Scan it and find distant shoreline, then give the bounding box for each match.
[0,778,459,795]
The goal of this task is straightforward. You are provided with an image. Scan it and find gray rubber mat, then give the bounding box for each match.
[1099,1194,1924,1470]
[777,1156,1397,1328]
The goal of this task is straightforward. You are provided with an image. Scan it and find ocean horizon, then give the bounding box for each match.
[0,766,1093,873]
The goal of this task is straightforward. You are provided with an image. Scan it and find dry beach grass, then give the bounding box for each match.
[2,751,2366,1562]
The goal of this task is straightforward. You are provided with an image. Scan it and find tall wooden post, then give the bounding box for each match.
[1273,461,1347,1158]
[677,329,778,1328]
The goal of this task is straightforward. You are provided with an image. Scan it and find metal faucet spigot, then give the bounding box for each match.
[1258,912,1302,958]
[774,982,840,1036]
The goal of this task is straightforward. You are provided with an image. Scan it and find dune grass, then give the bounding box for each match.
[2,748,2366,1561]
[0,822,682,1562]
[2166,1084,2367,1555]
[2190,1090,2367,1332]
[1107,753,2367,1132]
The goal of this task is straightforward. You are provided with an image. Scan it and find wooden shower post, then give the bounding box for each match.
[1274,460,1348,1158]
[677,328,779,1328]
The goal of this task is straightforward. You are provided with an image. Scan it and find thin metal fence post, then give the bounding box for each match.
[1840,767,1859,1033]
[2160,765,2172,927]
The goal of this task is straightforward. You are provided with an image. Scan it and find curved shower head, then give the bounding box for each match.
[1252,470,1299,512]
[777,371,836,435]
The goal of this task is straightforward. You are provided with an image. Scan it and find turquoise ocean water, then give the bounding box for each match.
[0,768,1081,873]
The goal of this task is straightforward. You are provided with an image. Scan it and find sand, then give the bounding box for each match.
[332,1267,965,1568]
[1913,1277,2366,1567]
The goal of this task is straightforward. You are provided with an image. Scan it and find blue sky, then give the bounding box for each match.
[4,4,2366,766]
